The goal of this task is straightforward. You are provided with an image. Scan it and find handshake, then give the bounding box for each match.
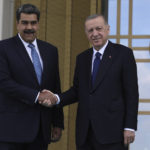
[38,90,58,107]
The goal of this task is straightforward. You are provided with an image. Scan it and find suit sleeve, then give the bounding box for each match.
[59,56,79,107]
[51,49,64,129]
[0,42,38,105]
[122,48,139,130]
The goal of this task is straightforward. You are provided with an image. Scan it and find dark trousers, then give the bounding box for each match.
[0,127,48,150]
[77,125,128,150]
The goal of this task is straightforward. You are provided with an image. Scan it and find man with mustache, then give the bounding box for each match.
[42,14,139,150]
[0,3,64,150]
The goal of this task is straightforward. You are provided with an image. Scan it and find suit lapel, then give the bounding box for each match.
[85,48,93,89]
[14,35,40,85]
[36,40,47,85]
[92,41,114,91]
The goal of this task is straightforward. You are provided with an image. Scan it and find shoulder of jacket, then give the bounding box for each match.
[77,48,92,58]
[37,39,57,49]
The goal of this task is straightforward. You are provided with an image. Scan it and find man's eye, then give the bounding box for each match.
[88,29,93,33]
[22,21,28,25]
[31,21,38,25]
[21,21,38,25]
[97,27,102,31]
[96,27,105,32]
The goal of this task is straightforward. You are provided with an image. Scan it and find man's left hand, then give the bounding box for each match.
[124,130,135,146]
[51,127,62,142]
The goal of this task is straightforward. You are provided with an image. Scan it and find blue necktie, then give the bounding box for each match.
[92,52,101,86]
[28,43,42,84]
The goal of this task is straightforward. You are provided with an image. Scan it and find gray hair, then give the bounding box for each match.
[85,14,108,25]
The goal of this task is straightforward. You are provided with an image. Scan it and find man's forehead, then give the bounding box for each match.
[85,17,105,24]
[85,19,105,28]
[20,13,38,20]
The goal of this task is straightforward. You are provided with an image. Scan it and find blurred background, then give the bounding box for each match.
[0,0,149,150]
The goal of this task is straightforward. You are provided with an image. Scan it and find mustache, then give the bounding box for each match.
[23,29,35,34]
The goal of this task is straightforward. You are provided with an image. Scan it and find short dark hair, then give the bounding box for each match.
[16,4,40,22]
[85,14,108,25]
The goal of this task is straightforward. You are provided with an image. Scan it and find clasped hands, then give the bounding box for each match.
[38,89,58,107]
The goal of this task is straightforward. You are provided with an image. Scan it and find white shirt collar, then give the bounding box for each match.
[17,33,43,68]
[18,33,37,48]
[93,40,109,56]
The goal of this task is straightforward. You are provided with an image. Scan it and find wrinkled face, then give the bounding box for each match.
[85,16,110,50]
[17,13,39,43]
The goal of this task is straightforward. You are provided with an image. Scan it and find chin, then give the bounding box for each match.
[25,39,34,43]
[94,44,102,48]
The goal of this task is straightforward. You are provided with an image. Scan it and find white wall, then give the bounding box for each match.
[0,0,14,40]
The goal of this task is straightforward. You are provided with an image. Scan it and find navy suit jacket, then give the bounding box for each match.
[0,35,64,143]
[59,41,139,146]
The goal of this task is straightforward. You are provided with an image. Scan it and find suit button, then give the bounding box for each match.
[89,94,92,99]
[90,91,93,94]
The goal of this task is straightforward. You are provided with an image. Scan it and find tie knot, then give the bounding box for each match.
[95,52,101,59]
[28,43,35,49]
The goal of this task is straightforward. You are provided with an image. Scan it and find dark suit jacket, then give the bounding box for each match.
[0,35,64,143]
[59,41,138,146]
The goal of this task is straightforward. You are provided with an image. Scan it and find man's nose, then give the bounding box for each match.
[92,29,98,36]
[26,23,32,29]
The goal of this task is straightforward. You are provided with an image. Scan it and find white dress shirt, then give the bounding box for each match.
[18,34,43,68]
[18,34,43,103]
[91,40,108,73]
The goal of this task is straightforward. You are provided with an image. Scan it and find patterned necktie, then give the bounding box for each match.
[92,52,101,86]
[28,43,42,84]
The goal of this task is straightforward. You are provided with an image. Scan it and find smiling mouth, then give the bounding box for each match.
[93,39,100,42]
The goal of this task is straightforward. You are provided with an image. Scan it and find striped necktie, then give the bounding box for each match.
[28,43,42,84]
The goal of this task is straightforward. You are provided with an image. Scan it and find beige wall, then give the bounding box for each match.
[14,0,101,150]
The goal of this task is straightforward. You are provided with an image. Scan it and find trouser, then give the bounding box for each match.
[0,125,48,150]
[77,125,128,150]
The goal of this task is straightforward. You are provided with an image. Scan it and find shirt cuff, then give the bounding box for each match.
[55,94,60,104]
[124,128,135,132]
[35,92,40,103]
